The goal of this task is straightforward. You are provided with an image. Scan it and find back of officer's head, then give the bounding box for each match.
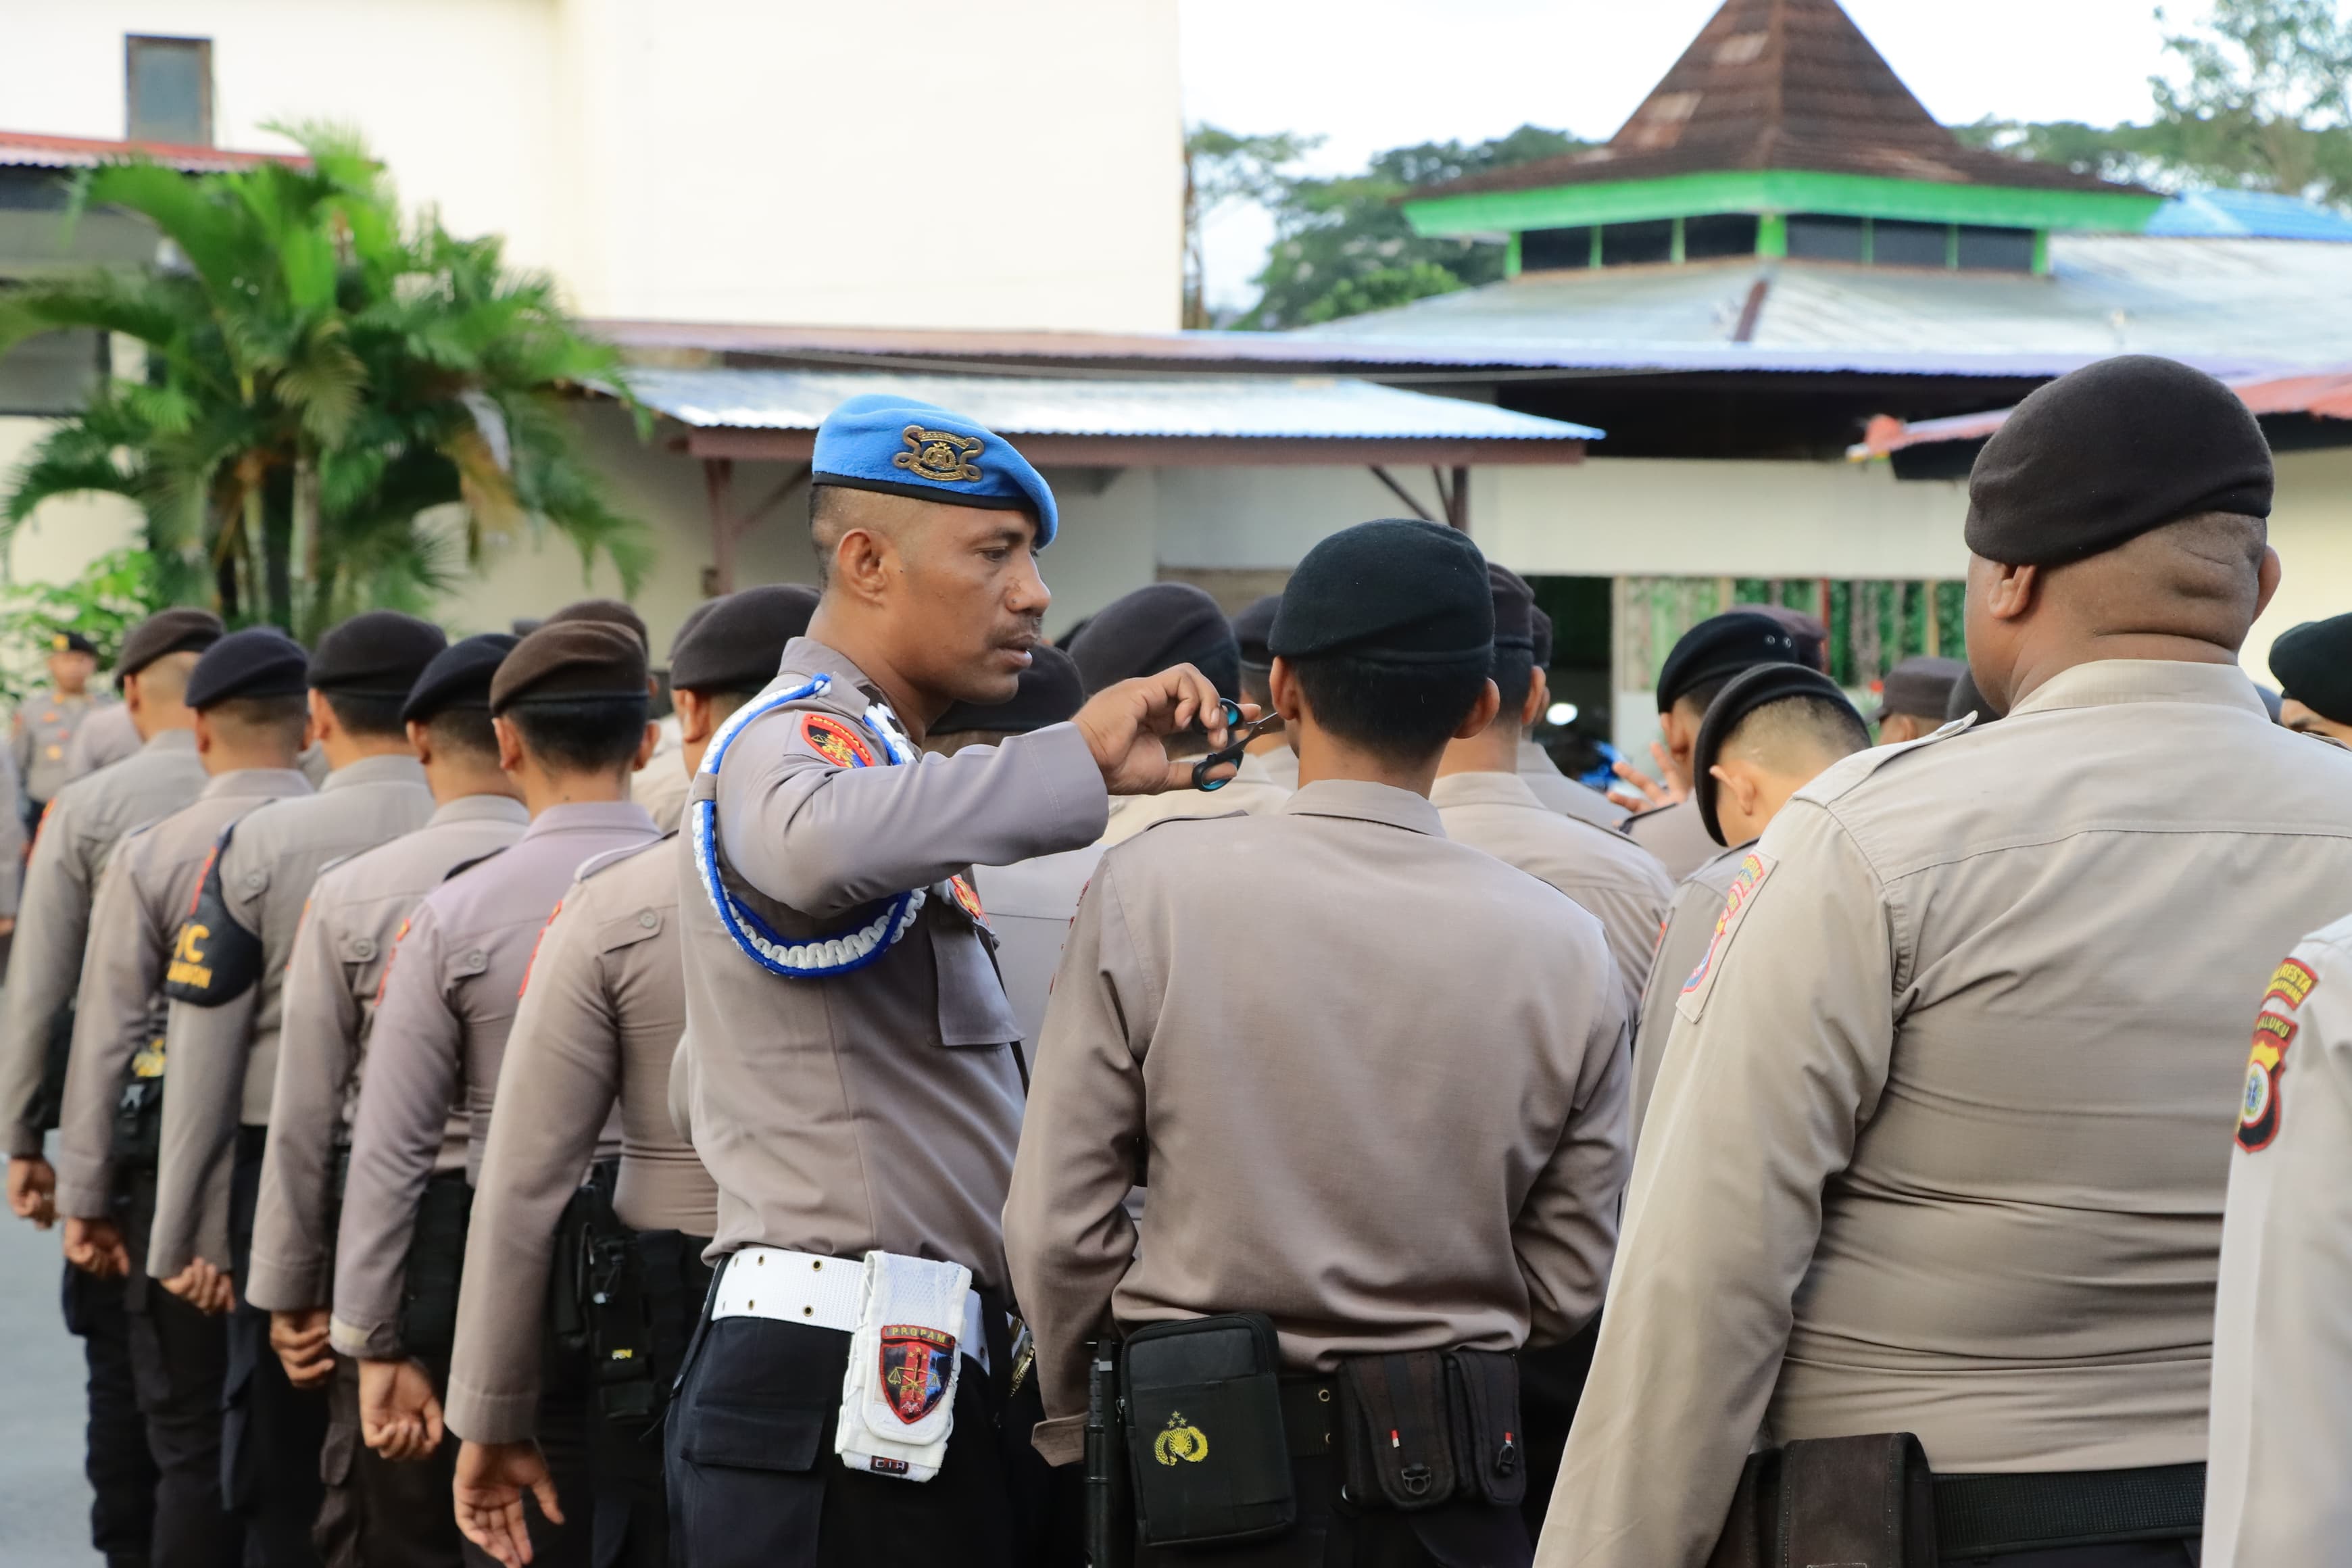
[1069,584,1239,758]
[186,629,312,768]
[1963,356,2278,709]
[1694,666,1870,847]
[489,622,650,779]
[1269,519,1495,766]
[670,583,819,732]
[309,610,447,741]
[2269,613,2352,742]
[403,633,517,768]
[1230,593,1282,714]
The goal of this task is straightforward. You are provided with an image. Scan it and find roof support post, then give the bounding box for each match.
[703,457,737,597]
[1758,212,1788,258]
[1369,464,1436,524]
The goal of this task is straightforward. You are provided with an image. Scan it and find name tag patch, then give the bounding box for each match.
[1677,851,1777,1024]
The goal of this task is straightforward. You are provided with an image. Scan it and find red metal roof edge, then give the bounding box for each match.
[1852,368,2352,458]
[0,128,310,173]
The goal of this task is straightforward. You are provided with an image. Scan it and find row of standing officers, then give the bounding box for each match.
[2,357,2351,1567]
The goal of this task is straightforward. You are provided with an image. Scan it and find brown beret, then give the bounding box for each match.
[489,621,650,714]
[1876,656,1967,722]
[547,597,648,650]
[669,584,818,695]
[1965,355,2272,566]
[116,608,225,689]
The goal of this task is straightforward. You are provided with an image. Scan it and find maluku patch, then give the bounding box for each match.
[1677,850,1777,1024]
[2238,1008,2300,1153]
[801,712,878,770]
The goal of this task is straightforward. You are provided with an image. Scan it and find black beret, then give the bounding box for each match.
[1488,563,1536,654]
[307,610,447,697]
[116,608,224,688]
[402,633,517,723]
[1269,519,1493,666]
[48,630,97,657]
[2268,613,2352,725]
[1876,656,1967,722]
[1946,666,2001,725]
[1966,355,2273,566]
[186,628,311,710]
[1756,606,1829,672]
[490,622,650,714]
[1694,664,1863,846]
[1069,583,1240,700]
[933,644,1087,737]
[670,585,819,695]
[1531,606,1554,670]
[546,597,649,650]
[1231,593,1283,668]
[1655,611,1806,713]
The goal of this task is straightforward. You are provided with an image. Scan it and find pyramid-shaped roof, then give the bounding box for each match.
[1415,0,2134,202]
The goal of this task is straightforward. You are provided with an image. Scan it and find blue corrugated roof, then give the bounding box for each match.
[624,368,1604,441]
[2145,189,2352,241]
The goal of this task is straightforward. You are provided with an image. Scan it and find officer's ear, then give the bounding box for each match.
[303,689,331,751]
[633,720,660,775]
[492,714,526,776]
[406,719,434,769]
[1451,679,1503,741]
[1520,666,1550,730]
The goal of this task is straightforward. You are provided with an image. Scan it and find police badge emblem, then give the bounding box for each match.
[892,425,985,484]
[801,713,878,770]
[879,1325,956,1425]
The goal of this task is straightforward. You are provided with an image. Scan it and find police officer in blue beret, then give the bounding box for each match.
[666,395,1235,1568]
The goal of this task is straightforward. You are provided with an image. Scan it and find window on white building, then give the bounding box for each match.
[126,36,212,145]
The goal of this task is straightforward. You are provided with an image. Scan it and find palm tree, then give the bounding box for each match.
[0,124,648,639]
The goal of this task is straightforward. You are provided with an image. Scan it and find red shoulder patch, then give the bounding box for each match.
[801,713,877,770]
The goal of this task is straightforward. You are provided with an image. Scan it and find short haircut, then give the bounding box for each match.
[1238,663,1275,710]
[810,484,889,589]
[698,689,754,729]
[204,693,310,754]
[422,707,499,762]
[132,650,200,705]
[322,690,409,741]
[1292,653,1489,762]
[1492,648,1535,723]
[507,695,649,775]
[1720,695,1870,774]
[1674,672,1738,724]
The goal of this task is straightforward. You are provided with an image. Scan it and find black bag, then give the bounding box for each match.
[1337,1348,1527,1513]
[162,820,266,1006]
[1119,1313,1296,1548]
[396,1172,472,1359]
[111,1074,164,1171]
[547,1161,619,1357]
[1705,1432,1936,1568]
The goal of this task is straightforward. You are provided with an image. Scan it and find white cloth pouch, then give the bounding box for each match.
[834,1250,973,1481]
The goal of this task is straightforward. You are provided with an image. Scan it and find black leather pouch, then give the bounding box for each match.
[163,824,264,1006]
[1120,1313,1295,1547]
[1339,1350,1459,1511]
[1706,1431,1934,1568]
[1446,1349,1525,1508]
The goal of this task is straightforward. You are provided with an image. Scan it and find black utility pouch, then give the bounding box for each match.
[1706,1431,1935,1568]
[1445,1349,1525,1508]
[1119,1313,1295,1548]
[588,1225,658,1423]
[1339,1350,1458,1511]
[111,1076,163,1171]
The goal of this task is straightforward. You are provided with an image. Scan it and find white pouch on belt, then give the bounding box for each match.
[835,1251,973,1482]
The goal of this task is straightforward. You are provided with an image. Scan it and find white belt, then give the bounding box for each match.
[712,1246,989,1369]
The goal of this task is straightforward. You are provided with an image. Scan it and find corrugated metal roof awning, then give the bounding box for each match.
[0,129,306,174]
[622,368,1602,466]
[1851,366,2352,460]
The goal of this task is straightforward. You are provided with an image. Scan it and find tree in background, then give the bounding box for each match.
[1184,126,1320,328]
[0,125,649,641]
[0,547,162,707]
[1959,0,2352,205]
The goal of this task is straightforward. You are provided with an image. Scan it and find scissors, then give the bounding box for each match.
[1192,699,1284,791]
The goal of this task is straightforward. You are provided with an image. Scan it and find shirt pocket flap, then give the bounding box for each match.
[930,917,1020,1047]
[600,907,665,954]
[675,1399,827,1472]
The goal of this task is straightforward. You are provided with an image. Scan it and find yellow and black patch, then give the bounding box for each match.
[2263,958,2319,1013]
[163,825,264,1006]
[800,713,878,770]
[2238,1009,2300,1153]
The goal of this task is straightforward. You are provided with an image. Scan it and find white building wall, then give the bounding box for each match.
[0,0,1183,333]
[2249,446,2352,683]
[0,416,145,587]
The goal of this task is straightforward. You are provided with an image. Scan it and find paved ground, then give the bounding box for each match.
[0,1214,102,1564]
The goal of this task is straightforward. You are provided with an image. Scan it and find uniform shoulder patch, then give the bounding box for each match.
[2263,958,2320,1013]
[2239,956,2321,1153]
[1675,849,1778,1025]
[163,816,265,1007]
[800,712,878,770]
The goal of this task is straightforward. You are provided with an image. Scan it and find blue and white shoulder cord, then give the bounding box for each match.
[690,673,928,978]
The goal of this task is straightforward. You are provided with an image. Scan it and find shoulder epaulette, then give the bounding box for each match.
[441,846,510,885]
[572,833,670,885]
[1795,714,1976,810]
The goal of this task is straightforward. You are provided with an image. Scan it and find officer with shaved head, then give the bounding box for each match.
[1546,356,2352,1567]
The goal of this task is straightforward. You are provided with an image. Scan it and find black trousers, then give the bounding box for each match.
[665,1311,1019,1568]
[122,1172,241,1568]
[312,1356,464,1568]
[63,1257,160,1567]
[226,1128,327,1567]
[592,1230,714,1568]
[1513,1320,1599,1543]
[1133,1449,1529,1568]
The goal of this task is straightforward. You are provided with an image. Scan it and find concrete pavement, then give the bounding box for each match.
[0,1211,102,1563]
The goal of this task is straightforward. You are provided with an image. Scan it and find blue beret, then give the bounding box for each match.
[812,394,1058,548]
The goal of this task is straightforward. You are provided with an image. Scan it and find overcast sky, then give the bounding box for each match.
[1178,0,2193,308]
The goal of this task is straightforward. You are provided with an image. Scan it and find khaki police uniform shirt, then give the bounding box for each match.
[631,744,689,834]
[972,843,1106,1050]
[1096,749,1290,847]
[331,801,658,1359]
[64,702,141,783]
[243,793,530,1313]
[1004,780,1632,1464]
[148,755,434,1279]
[1620,794,1719,881]
[2205,917,2352,1568]
[1629,841,1756,1139]
[446,835,714,1444]
[1517,735,1631,831]
[0,729,203,1156]
[1542,662,2352,1568]
[1257,743,1298,790]
[1431,769,1671,1021]
[53,768,314,1221]
[15,688,108,806]
[675,636,1107,1290]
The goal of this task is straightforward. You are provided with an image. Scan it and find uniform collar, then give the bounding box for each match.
[140,728,197,756]
[1515,735,1565,778]
[1278,779,1446,837]
[320,752,428,793]
[2006,658,2270,720]
[199,767,313,802]
[1428,770,1546,812]
[428,793,530,829]
[777,635,879,717]
[521,800,658,840]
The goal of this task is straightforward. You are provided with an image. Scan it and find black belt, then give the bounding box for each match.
[1934,1462,2204,1559]
[1278,1375,1337,1461]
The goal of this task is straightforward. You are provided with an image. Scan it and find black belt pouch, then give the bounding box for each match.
[1120,1313,1296,1548]
[1705,1431,1936,1568]
[1446,1349,1527,1509]
[111,1077,163,1171]
[1338,1351,1458,1511]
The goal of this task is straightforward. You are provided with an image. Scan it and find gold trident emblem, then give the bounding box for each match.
[1153,1411,1209,1467]
[893,424,985,483]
